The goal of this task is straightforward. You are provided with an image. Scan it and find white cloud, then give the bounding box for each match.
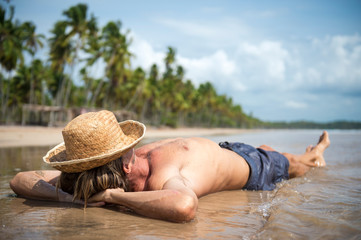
[310,34,361,88]
[178,50,237,86]
[306,68,321,82]
[232,81,247,92]
[237,40,290,82]
[129,33,165,72]
[233,35,361,97]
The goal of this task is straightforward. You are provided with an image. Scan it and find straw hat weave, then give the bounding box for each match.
[43,110,146,173]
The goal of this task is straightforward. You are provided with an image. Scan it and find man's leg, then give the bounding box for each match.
[258,131,330,178]
[282,131,330,178]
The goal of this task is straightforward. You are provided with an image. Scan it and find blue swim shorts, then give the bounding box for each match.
[219,142,289,191]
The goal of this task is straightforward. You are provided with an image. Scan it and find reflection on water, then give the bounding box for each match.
[1,130,361,239]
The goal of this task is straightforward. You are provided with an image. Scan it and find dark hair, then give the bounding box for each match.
[57,157,129,205]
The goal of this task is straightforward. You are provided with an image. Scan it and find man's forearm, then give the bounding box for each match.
[94,188,197,222]
[10,171,73,202]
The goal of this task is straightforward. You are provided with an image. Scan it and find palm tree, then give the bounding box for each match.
[83,27,101,107]
[9,63,30,107]
[164,46,176,77]
[7,61,44,124]
[145,64,161,124]
[101,20,132,109]
[196,82,217,127]
[159,47,177,126]
[48,20,72,107]
[124,67,145,112]
[178,79,196,126]
[0,5,24,121]
[61,3,98,107]
[31,59,51,107]
[20,21,44,105]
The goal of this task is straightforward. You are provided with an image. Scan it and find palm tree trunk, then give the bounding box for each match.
[140,100,148,123]
[29,57,35,105]
[55,74,65,106]
[64,37,82,109]
[103,53,117,109]
[91,79,103,107]
[63,67,73,107]
[124,82,144,111]
[3,72,12,122]
[84,74,93,107]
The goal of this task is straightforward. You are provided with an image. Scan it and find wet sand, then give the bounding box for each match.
[1,130,361,239]
[0,125,252,148]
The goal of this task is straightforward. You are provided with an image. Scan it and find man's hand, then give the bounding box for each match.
[58,191,105,207]
[89,188,125,203]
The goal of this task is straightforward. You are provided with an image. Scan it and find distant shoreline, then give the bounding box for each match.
[0,125,254,148]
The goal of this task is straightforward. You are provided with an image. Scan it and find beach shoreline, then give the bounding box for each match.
[0,125,254,148]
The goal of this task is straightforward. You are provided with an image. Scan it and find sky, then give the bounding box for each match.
[5,0,361,122]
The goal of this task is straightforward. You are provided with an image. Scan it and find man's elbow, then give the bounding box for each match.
[9,172,22,194]
[173,195,197,222]
[10,172,28,193]
[9,172,30,195]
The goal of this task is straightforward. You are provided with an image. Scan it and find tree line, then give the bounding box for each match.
[0,3,257,128]
[262,120,361,130]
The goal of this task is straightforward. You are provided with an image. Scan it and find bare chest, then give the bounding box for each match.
[138,138,249,196]
[144,143,191,190]
[143,139,222,192]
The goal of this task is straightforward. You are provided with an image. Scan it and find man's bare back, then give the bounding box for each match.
[134,137,250,197]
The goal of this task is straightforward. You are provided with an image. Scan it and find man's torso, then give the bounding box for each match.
[135,137,250,197]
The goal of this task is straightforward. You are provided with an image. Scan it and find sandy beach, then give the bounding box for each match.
[0,125,251,148]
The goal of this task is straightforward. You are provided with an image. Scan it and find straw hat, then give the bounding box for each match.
[43,110,146,173]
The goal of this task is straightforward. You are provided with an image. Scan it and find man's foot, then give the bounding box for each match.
[306,145,313,153]
[303,131,330,167]
[317,131,331,151]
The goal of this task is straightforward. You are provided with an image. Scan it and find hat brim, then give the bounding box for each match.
[43,120,146,173]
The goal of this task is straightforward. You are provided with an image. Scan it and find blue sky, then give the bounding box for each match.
[6,0,361,122]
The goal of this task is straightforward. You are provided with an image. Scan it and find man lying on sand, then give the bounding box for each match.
[10,110,330,222]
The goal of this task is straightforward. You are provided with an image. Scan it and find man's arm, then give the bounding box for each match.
[10,170,80,204]
[89,176,198,223]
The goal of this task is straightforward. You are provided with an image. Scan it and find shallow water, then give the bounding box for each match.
[1,130,360,239]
